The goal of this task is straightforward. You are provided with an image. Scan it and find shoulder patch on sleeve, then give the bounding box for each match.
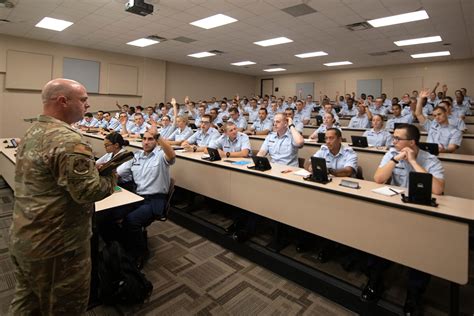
[72,156,92,175]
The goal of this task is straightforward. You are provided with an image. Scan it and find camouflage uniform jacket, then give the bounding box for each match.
[9,115,116,259]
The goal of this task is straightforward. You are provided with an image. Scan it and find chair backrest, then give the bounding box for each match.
[158,177,175,221]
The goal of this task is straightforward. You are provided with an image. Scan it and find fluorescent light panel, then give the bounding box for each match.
[231,61,256,66]
[394,35,442,46]
[254,37,293,47]
[411,51,450,58]
[190,14,237,29]
[263,68,286,72]
[126,38,159,47]
[295,51,328,58]
[188,52,216,58]
[324,61,352,67]
[35,17,73,31]
[368,10,429,28]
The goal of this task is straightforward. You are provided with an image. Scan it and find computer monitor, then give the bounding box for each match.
[350,136,369,148]
[247,156,272,171]
[309,156,331,184]
[317,133,326,143]
[418,142,439,156]
[202,147,221,161]
[315,115,323,126]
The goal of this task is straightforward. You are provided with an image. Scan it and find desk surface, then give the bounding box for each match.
[171,151,472,285]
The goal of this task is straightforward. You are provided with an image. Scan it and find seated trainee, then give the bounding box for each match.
[363,123,444,315]
[309,113,340,139]
[363,114,392,148]
[245,108,272,136]
[165,115,193,146]
[182,114,220,152]
[415,89,462,153]
[96,132,129,166]
[208,122,251,158]
[348,101,371,129]
[113,131,176,266]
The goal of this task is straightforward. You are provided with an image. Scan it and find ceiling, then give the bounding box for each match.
[0,0,472,76]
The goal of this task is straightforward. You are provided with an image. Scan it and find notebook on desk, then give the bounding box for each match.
[317,133,326,143]
[202,147,221,161]
[247,156,271,171]
[305,156,331,184]
[350,136,369,148]
[418,142,439,156]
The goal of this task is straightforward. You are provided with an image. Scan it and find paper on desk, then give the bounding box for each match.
[175,149,186,153]
[293,169,311,177]
[201,154,210,159]
[372,186,404,196]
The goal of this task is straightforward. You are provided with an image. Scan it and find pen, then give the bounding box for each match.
[389,188,399,195]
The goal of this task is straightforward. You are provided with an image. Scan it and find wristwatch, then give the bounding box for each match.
[391,157,399,164]
[226,152,230,158]
[193,145,197,152]
[289,124,295,129]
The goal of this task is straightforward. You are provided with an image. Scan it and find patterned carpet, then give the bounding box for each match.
[0,187,355,315]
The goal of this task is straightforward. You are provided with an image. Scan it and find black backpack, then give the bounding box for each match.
[98,241,153,305]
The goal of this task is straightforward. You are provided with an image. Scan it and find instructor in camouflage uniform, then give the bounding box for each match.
[9,78,116,315]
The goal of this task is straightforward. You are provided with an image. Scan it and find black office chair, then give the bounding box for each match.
[157,177,176,222]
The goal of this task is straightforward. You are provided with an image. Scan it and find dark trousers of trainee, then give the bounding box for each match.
[98,194,166,258]
[9,243,91,315]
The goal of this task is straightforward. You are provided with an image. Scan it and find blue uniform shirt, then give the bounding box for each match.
[252,118,273,132]
[129,123,150,134]
[228,116,248,130]
[168,126,193,142]
[117,147,175,195]
[80,117,99,127]
[379,148,444,188]
[247,108,259,122]
[187,127,220,147]
[363,129,393,147]
[260,129,302,167]
[385,115,413,130]
[315,124,341,134]
[313,145,358,175]
[422,120,462,148]
[104,117,120,130]
[348,114,370,129]
[159,124,176,139]
[209,132,251,154]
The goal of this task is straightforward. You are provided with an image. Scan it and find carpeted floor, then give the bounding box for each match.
[0,187,356,315]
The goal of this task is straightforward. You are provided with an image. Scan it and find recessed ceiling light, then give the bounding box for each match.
[263,68,286,72]
[231,61,256,66]
[394,35,442,46]
[35,17,73,31]
[188,52,216,58]
[126,38,159,47]
[324,61,353,67]
[254,37,293,47]
[190,14,237,29]
[367,10,429,28]
[295,51,328,58]
[411,51,450,58]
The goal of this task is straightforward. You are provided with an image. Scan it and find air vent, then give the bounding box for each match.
[282,4,317,17]
[368,52,387,56]
[368,49,405,56]
[0,0,15,8]
[147,35,167,42]
[209,49,225,54]
[173,36,196,43]
[267,63,290,67]
[345,22,373,31]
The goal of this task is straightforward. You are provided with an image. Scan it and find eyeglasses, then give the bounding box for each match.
[393,137,413,142]
[104,143,114,147]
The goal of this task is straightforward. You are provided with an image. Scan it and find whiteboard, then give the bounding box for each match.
[296,82,314,100]
[357,79,382,98]
[63,57,100,93]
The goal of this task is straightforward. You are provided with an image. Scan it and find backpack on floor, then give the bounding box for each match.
[97,241,153,305]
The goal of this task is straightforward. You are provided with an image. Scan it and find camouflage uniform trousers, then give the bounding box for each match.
[9,243,91,315]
